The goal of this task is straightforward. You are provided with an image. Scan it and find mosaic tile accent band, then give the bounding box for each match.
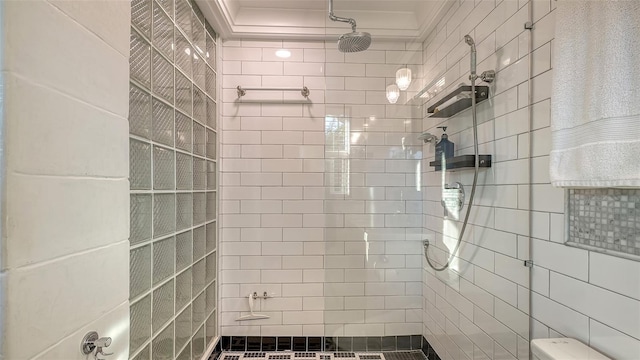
[568,189,640,257]
[221,336,423,352]
[208,337,441,360]
[217,351,428,360]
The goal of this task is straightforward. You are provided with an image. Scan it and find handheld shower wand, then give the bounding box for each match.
[464,35,477,79]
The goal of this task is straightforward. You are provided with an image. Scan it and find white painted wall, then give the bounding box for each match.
[2,1,131,358]
[420,1,640,360]
[219,39,426,337]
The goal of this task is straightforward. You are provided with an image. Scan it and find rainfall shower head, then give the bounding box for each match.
[338,31,372,53]
[329,0,371,52]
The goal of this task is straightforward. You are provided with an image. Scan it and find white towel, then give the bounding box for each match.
[550,0,640,188]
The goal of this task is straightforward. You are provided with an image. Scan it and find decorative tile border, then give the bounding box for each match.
[567,189,640,259]
[208,336,441,360]
[216,351,428,360]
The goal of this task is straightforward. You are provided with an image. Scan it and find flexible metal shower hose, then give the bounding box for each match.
[423,72,481,272]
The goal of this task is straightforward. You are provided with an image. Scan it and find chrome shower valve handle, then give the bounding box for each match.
[81,331,113,358]
[95,340,114,359]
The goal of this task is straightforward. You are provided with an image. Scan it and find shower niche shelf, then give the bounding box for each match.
[429,155,492,171]
[427,85,489,118]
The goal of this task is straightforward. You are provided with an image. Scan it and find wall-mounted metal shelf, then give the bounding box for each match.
[427,85,489,118]
[429,155,492,171]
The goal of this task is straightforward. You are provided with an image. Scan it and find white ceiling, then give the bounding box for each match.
[195,0,453,41]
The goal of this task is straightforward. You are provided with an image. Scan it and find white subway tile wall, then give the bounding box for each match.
[421,1,639,360]
[129,0,218,359]
[220,39,425,338]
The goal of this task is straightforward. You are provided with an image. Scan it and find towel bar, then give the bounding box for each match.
[237,86,310,98]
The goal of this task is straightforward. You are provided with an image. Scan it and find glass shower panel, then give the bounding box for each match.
[322,39,425,347]
[128,0,219,358]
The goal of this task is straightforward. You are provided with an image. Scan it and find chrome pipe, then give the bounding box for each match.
[329,0,357,32]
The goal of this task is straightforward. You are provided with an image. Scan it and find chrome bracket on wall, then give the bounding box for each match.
[480,70,496,83]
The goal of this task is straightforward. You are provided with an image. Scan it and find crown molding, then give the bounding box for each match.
[196,0,234,39]
[195,0,449,43]
[416,0,457,42]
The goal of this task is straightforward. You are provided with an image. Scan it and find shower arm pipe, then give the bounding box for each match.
[424,35,481,272]
[329,0,357,32]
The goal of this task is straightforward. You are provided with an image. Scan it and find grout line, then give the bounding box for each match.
[5,70,128,121]
[11,239,129,272]
[44,0,130,58]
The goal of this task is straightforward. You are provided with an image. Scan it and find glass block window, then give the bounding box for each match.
[128,0,218,358]
[567,189,640,258]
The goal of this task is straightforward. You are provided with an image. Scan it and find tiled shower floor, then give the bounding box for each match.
[219,351,428,360]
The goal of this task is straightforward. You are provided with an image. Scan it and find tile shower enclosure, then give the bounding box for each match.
[123,1,640,359]
[128,0,218,359]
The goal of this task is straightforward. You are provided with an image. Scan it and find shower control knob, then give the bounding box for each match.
[96,341,114,359]
[94,337,112,348]
[81,331,114,357]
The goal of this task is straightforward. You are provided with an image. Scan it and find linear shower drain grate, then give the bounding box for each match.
[269,355,292,360]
